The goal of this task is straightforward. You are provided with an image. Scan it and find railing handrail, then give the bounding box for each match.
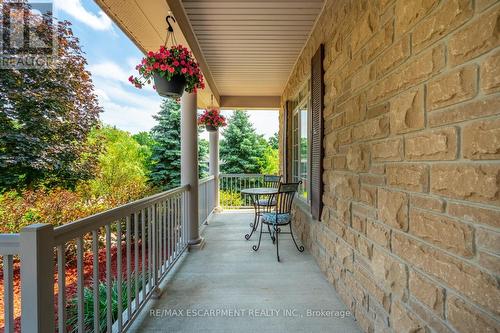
[220,173,263,177]
[54,185,190,245]
[0,234,20,255]
[199,175,215,185]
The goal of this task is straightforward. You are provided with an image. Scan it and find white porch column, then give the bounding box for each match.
[209,131,220,210]
[180,92,203,248]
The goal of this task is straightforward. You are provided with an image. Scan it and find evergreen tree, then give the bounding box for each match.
[220,111,267,174]
[268,132,279,150]
[149,99,181,190]
[149,99,210,190]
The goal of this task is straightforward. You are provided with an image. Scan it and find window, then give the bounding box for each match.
[292,83,310,202]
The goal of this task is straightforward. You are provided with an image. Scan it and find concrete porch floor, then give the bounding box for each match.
[131,211,361,333]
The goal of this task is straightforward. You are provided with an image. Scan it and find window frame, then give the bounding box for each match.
[291,83,311,204]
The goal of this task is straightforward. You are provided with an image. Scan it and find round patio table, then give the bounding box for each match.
[241,187,279,240]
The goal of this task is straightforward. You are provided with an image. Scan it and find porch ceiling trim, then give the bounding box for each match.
[220,96,280,109]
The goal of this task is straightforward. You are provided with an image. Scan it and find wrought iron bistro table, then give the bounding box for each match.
[241,187,278,240]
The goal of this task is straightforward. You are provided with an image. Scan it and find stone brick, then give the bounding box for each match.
[447,296,499,333]
[412,0,473,53]
[409,270,445,317]
[409,299,455,333]
[367,102,389,119]
[352,213,367,235]
[448,5,500,66]
[356,235,373,260]
[394,0,440,36]
[476,227,500,253]
[409,209,474,257]
[378,189,409,231]
[481,50,500,94]
[430,164,500,204]
[367,220,391,249]
[427,65,478,111]
[463,119,500,160]
[360,185,377,207]
[362,20,394,62]
[404,127,458,160]
[387,164,429,192]
[390,301,425,333]
[447,202,500,228]
[367,45,445,105]
[428,95,500,127]
[332,155,347,170]
[350,9,378,54]
[371,247,408,299]
[410,194,445,212]
[390,86,425,134]
[361,173,386,186]
[392,233,500,315]
[371,138,403,162]
[374,35,410,78]
[332,173,360,200]
[478,251,500,275]
[346,144,370,172]
[341,93,367,126]
[352,115,390,142]
[351,65,373,92]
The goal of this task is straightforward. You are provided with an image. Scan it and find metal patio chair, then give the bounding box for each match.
[252,181,304,262]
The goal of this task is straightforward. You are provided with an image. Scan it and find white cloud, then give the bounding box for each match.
[55,0,112,31]
[88,61,129,82]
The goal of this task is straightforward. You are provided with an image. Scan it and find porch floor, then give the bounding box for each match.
[131,211,361,333]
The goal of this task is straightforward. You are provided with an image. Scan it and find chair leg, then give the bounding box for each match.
[252,220,264,251]
[290,223,304,252]
[267,224,275,243]
[275,226,280,262]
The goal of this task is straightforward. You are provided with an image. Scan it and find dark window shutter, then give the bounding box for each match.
[310,44,324,220]
[283,101,290,182]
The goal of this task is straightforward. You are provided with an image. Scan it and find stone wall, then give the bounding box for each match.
[280,0,500,332]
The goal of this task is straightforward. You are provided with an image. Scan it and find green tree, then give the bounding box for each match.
[220,111,267,174]
[149,99,181,190]
[260,147,279,175]
[148,99,210,190]
[132,131,155,176]
[82,126,149,204]
[0,14,101,192]
[268,132,279,150]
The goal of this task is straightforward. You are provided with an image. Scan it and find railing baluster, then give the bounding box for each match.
[92,230,99,333]
[56,246,67,333]
[105,225,112,333]
[76,237,84,333]
[3,254,14,333]
[152,204,158,292]
[158,201,163,275]
[116,221,123,330]
[147,206,152,292]
[134,211,139,310]
[167,198,171,266]
[141,208,146,300]
[126,215,132,319]
[163,200,167,270]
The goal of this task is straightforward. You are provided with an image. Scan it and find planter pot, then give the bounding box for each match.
[153,73,186,98]
[206,124,218,132]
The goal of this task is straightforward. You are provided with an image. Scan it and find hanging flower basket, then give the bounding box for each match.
[129,45,205,98]
[198,108,226,132]
[153,73,186,97]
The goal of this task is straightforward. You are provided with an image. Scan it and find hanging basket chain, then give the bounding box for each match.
[164,15,178,47]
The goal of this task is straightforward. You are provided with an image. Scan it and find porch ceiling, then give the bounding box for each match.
[181,0,324,98]
[95,0,325,108]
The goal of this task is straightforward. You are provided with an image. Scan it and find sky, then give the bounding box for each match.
[52,0,279,139]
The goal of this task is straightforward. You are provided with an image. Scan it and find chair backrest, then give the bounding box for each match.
[273,182,301,214]
[263,175,282,188]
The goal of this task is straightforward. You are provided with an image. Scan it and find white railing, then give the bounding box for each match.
[198,175,216,227]
[0,234,19,333]
[219,174,265,209]
[0,185,190,333]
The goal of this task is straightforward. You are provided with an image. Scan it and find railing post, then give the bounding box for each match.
[20,224,54,333]
[209,130,220,211]
[181,92,204,250]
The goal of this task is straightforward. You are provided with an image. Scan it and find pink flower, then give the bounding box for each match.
[181,67,187,74]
